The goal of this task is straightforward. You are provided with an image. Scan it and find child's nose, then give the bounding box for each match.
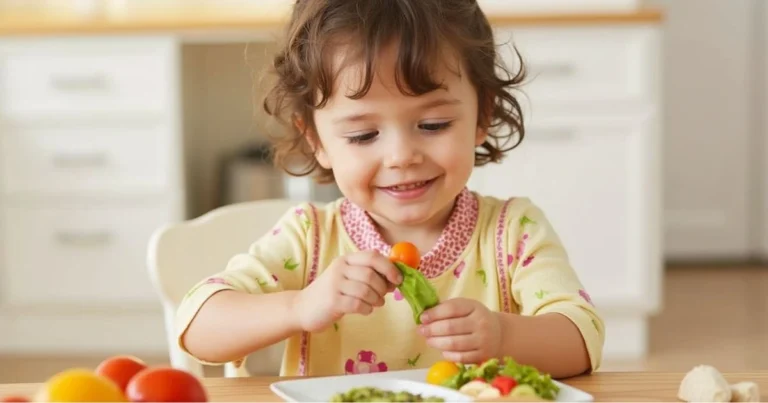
[385,133,424,168]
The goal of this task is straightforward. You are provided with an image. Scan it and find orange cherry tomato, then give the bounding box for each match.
[95,355,147,393]
[126,367,207,402]
[390,242,421,268]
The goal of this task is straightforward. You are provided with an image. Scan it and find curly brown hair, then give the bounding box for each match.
[262,0,527,184]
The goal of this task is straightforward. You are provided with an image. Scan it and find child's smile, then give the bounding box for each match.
[377,177,439,201]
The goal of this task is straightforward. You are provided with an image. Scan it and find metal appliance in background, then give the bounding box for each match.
[218,143,343,207]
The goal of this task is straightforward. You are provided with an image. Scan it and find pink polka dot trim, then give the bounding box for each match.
[298,203,320,376]
[340,187,479,278]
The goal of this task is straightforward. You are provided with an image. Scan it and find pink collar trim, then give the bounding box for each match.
[340,187,479,278]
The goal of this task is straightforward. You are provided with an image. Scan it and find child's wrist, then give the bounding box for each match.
[284,290,306,333]
[496,311,523,358]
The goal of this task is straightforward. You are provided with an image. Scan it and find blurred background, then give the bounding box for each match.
[0,0,766,383]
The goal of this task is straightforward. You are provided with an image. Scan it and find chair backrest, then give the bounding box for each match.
[147,198,299,377]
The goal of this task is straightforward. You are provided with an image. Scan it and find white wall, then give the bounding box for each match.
[644,0,765,261]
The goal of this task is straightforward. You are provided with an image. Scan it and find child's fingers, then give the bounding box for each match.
[441,350,485,364]
[343,266,388,297]
[420,298,474,323]
[339,294,375,315]
[418,317,474,337]
[339,278,383,307]
[346,250,403,286]
[426,334,478,352]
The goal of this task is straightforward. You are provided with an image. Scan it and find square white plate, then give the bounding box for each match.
[270,369,594,402]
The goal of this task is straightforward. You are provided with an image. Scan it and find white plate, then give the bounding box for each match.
[269,369,594,402]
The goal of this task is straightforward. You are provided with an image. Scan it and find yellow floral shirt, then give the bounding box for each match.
[176,188,605,376]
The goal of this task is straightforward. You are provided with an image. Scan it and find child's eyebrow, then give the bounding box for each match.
[333,112,376,124]
[333,97,462,124]
[418,97,463,110]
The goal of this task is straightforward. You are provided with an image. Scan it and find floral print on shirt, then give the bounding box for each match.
[344,350,388,374]
[476,269,487,285]
[283,257,299,271]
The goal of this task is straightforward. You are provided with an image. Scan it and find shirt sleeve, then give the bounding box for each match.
[174,202,315,365]
[505,198,605,372]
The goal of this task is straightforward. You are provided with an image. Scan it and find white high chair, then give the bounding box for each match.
[146,199,298,378]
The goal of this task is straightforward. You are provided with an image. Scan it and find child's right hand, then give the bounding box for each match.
[292,250,403,332]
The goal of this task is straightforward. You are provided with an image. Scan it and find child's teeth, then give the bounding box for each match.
[392,181,426,191]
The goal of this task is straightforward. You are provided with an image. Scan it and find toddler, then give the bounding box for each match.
[176,0,605,379]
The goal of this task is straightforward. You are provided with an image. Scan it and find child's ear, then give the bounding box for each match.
[294,116,332,169]
[475,125,488,147]
[314,144,331,169]
[475,95,493,146]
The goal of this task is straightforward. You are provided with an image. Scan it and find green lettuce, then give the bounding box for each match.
[393,261,439,324]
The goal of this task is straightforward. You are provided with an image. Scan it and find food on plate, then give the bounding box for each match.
[729,382,760,402]
[455,380,501,399]
[439,357,560,401]
[95,355,148,393]
[329,386,445,402]
[507,384,540,399]
[389,242,439,324]
[126,367,208,402]
[678,365,760,403]
[34,368,128,402]
[426,361,460,386]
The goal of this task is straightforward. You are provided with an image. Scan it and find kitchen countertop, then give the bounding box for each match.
[0,5,663,37]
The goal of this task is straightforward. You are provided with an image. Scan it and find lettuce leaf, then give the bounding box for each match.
[393,261,439,324]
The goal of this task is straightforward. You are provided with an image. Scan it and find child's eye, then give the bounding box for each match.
[419,121,453,132]
[346,131,378,145]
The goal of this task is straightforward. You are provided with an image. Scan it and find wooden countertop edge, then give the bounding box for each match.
[0,8,663,37]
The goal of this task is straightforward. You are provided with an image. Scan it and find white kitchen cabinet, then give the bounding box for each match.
[469,25,662,360]
[0,36,185,354]
[0,39,173,119]
[1,202,176,306]
[0,125,174,196]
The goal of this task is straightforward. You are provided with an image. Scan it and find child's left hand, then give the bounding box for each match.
[418,298,502,363]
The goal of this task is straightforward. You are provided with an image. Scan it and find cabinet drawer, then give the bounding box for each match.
[0,38,174,118]
[0,204,174,306]
[0,125,173,195]
[467,117,659,310]
[497,27,657,108]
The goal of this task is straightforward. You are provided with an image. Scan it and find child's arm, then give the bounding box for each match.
[181,284,302,364]
[496,310,591,379]
[174,204,313,367]
[505,199,605,378]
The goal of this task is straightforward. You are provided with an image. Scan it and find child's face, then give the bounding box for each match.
[312,43,487,228]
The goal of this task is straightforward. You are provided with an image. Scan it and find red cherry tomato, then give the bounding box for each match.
[389,242,420,268]
[126,367,207,402]
[95,355,147,393]
[0,396,30,402]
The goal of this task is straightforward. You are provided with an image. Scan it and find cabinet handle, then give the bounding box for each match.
[51,152,109,168]
[49,74,110,93]
[530,128,577,142]
[55,231,113,246]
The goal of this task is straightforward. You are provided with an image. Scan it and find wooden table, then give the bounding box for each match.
[1,371,766,402]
